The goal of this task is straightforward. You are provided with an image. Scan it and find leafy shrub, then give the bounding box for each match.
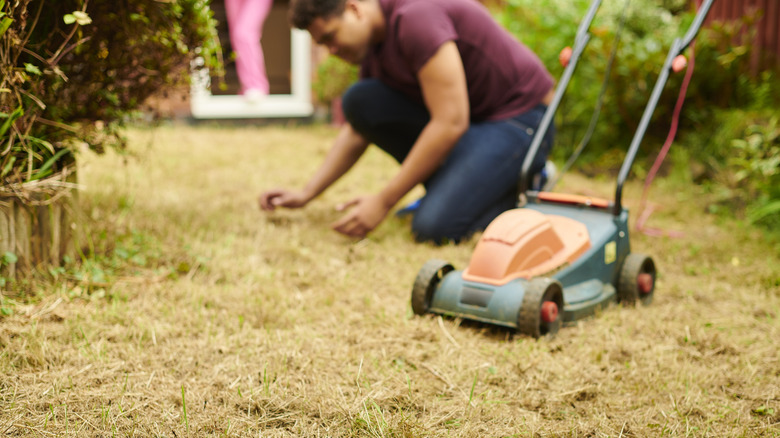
[0,0,221,185]
[493,0,780,231]
[677,106,779,235]
[732,120,780,227]
[312,54,359,105]
[494,0,780,162]
[693,110,780,228]
[494,0,692,168]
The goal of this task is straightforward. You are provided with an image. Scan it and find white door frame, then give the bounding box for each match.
[190,29,313,119]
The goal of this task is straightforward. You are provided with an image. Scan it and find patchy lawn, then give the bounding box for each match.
[1,123,778,437]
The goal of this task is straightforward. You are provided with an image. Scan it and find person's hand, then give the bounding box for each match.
[331,194,392,239]
[258,189,310,211]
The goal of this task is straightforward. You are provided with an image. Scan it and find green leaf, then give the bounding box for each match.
[3,252,18,264]
[30,148,71,181]
[63,11,92,26]
[73,11,92,25]
[0,106,23,139]
[1,156,16,178]
[114,247,130,260]
[22,135,55,155]
[748,200,780,224]
[0,17,12,37]
[25,63,42,76]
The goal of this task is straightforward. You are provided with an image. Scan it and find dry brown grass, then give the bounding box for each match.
[1,123,778,437]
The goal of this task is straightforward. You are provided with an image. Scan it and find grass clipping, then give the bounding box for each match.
[0,124,778,437]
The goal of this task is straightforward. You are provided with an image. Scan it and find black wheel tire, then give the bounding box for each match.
[517,277,564,338]
[618,253,656,306]
[411,259,454,316]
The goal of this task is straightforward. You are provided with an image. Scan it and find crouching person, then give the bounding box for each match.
[259,0,555,243]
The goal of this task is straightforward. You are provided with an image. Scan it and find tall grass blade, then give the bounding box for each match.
[181,385,189,433]
[0,17,12,38]
[748,200,780,224]
[30,148,69,181]
[0,106,23,139]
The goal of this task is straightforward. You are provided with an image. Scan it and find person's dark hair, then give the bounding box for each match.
[289,0,346,29]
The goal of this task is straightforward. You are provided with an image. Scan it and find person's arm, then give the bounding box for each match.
[259,124,369,211]
[300,124,370,201]
[332,41,469,237]
[379,40,469,208]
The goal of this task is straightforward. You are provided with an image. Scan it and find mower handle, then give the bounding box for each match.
[613,0,714,215]
[518,0,602,202]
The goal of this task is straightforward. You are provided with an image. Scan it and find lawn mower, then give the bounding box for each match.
[410,0,714,338]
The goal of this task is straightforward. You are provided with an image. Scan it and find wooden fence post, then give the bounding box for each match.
[0,169,78,281]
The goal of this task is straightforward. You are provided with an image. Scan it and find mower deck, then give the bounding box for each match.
[425,196,629,330]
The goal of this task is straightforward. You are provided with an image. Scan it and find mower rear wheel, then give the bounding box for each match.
[411,259,454,316]
[618,253,656,306]
[517,277,564,338]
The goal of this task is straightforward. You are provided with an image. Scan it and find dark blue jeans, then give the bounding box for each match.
[342,79,554,243]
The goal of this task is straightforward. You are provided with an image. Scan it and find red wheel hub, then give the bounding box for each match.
[638,273,654,294]
[541,301,558,323]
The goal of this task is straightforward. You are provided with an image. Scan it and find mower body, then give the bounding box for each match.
[410,0,714,337]
[426,195,629,331]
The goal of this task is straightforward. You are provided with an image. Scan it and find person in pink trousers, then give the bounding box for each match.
[225,0,273,100]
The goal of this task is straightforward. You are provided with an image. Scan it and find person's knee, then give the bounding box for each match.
[411,210,468,244]
[341,81,377,128]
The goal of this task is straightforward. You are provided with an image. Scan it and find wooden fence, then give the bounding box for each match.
[0,170,78,279]
[702,0,780,74]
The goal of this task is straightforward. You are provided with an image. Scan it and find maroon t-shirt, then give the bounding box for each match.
[361,0,553,122]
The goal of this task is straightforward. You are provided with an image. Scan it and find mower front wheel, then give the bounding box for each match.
[618,253,656,306]
[517,277,564,338]
[411,259,454,316]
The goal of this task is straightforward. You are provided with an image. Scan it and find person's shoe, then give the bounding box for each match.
[532,160,557,191]
[243,89,266,103]
[542,160,557,191]
[395,198,422,217]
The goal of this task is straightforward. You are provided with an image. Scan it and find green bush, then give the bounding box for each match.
[312,54,359,106]
[494,0,780,231]
[686,109,780,229]
[494,0,693,167]
[0,0,221,185]
[733,119,780,227]
[495,0,779,155]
